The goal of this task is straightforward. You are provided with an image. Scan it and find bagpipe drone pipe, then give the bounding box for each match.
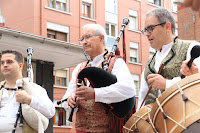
[77,66,135,118]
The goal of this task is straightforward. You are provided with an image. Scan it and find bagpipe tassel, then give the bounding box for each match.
[109,109,134,133]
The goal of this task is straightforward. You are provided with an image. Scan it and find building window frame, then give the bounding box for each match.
[148,0,163,7]
[106,23,116,37]
[129,9,138,31]
[105,0,117,14]
[105,23,117,48]
[82,0,93,19]
[46,0,70,13]
[47,22,69,42]
[171,0,178,13]
[53,69,69,87]
[132,74,140,97]
[53,101,71,127]
[130,42,139,63]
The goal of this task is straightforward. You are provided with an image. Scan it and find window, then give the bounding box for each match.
[56,1,66,11]
[129,9,138,30]
[47,29,68,41]
[47,0,69,12]
[175,23,178,36]
[130,42,139,63]
[175,28,178,36]
[149,46,156,59]
[172,0,177,12]
[105,23,116,47]
[132,74,140,96]
[105,0,117,14]
[106,23,116,37]
[148,0,162,6]
[56,77,66,86]
[82,0,93,18]
[53,107,71,126]
[47,29,56,39]
[53,69,68,86]
[47,22,69,42]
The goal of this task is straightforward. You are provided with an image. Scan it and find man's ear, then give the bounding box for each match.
[19,63,23,70]
[100,35,104,42]
[165,22,172,33]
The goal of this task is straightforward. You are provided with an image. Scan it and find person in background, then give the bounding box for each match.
[0,50,55,133]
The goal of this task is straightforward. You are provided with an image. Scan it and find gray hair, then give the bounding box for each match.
[145,8,176,35]
[82,24,107,44]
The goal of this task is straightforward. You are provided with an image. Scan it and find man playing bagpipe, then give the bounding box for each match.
[62,24,135,133]
[0,50,55,133]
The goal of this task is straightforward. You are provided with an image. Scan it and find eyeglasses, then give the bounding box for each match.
[79,34,100,42]
[141,22,166,35]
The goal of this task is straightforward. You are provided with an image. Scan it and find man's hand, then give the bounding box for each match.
[180,60,198,76]
[15,90,32,104]
[183,0,200,16]
[75,86,95,100]
[147,74,166,90]
[67,93,78,108]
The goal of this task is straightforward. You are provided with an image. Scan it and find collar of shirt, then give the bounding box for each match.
[90,52,106,67]
[154,41,174,72]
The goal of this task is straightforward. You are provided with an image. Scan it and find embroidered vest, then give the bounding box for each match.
[0,81,37,133]
[75,55,119,133]
[144,39,191,105]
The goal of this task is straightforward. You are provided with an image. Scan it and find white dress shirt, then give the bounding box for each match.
[62,52,135,111]
[0,85,55,133]
[137,41,200,111]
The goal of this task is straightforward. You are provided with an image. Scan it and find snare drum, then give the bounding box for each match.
[150,73,200,133]
[123,104,156,133]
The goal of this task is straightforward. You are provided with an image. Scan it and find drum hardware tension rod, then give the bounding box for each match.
[176,84,188,101]
[176,83,187,125]
[146,117,158,133]
[156,98,186,132]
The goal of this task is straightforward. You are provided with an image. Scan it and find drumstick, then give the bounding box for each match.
[139,64,165,110]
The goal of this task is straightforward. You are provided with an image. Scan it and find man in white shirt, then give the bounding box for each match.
[137,8,200,111]
[0,50,55,133]
[62,24,135,133]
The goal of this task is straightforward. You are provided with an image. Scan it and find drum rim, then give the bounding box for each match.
[150,73,200,133]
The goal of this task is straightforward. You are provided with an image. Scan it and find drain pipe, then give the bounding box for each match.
[187,8,196,40]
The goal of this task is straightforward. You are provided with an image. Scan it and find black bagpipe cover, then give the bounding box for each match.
[77,67,135,118]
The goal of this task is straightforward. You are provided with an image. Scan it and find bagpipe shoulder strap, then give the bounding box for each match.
[0,81,5,103]
[103,54,121,73]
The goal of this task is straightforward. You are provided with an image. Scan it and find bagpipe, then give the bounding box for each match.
[58,18,135,124]
[12,48,34,133]
[77,66,135,118]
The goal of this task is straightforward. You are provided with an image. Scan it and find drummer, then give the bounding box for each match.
[137,8,200,111]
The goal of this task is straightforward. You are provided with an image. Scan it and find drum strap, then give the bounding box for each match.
[0,81,5,103]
